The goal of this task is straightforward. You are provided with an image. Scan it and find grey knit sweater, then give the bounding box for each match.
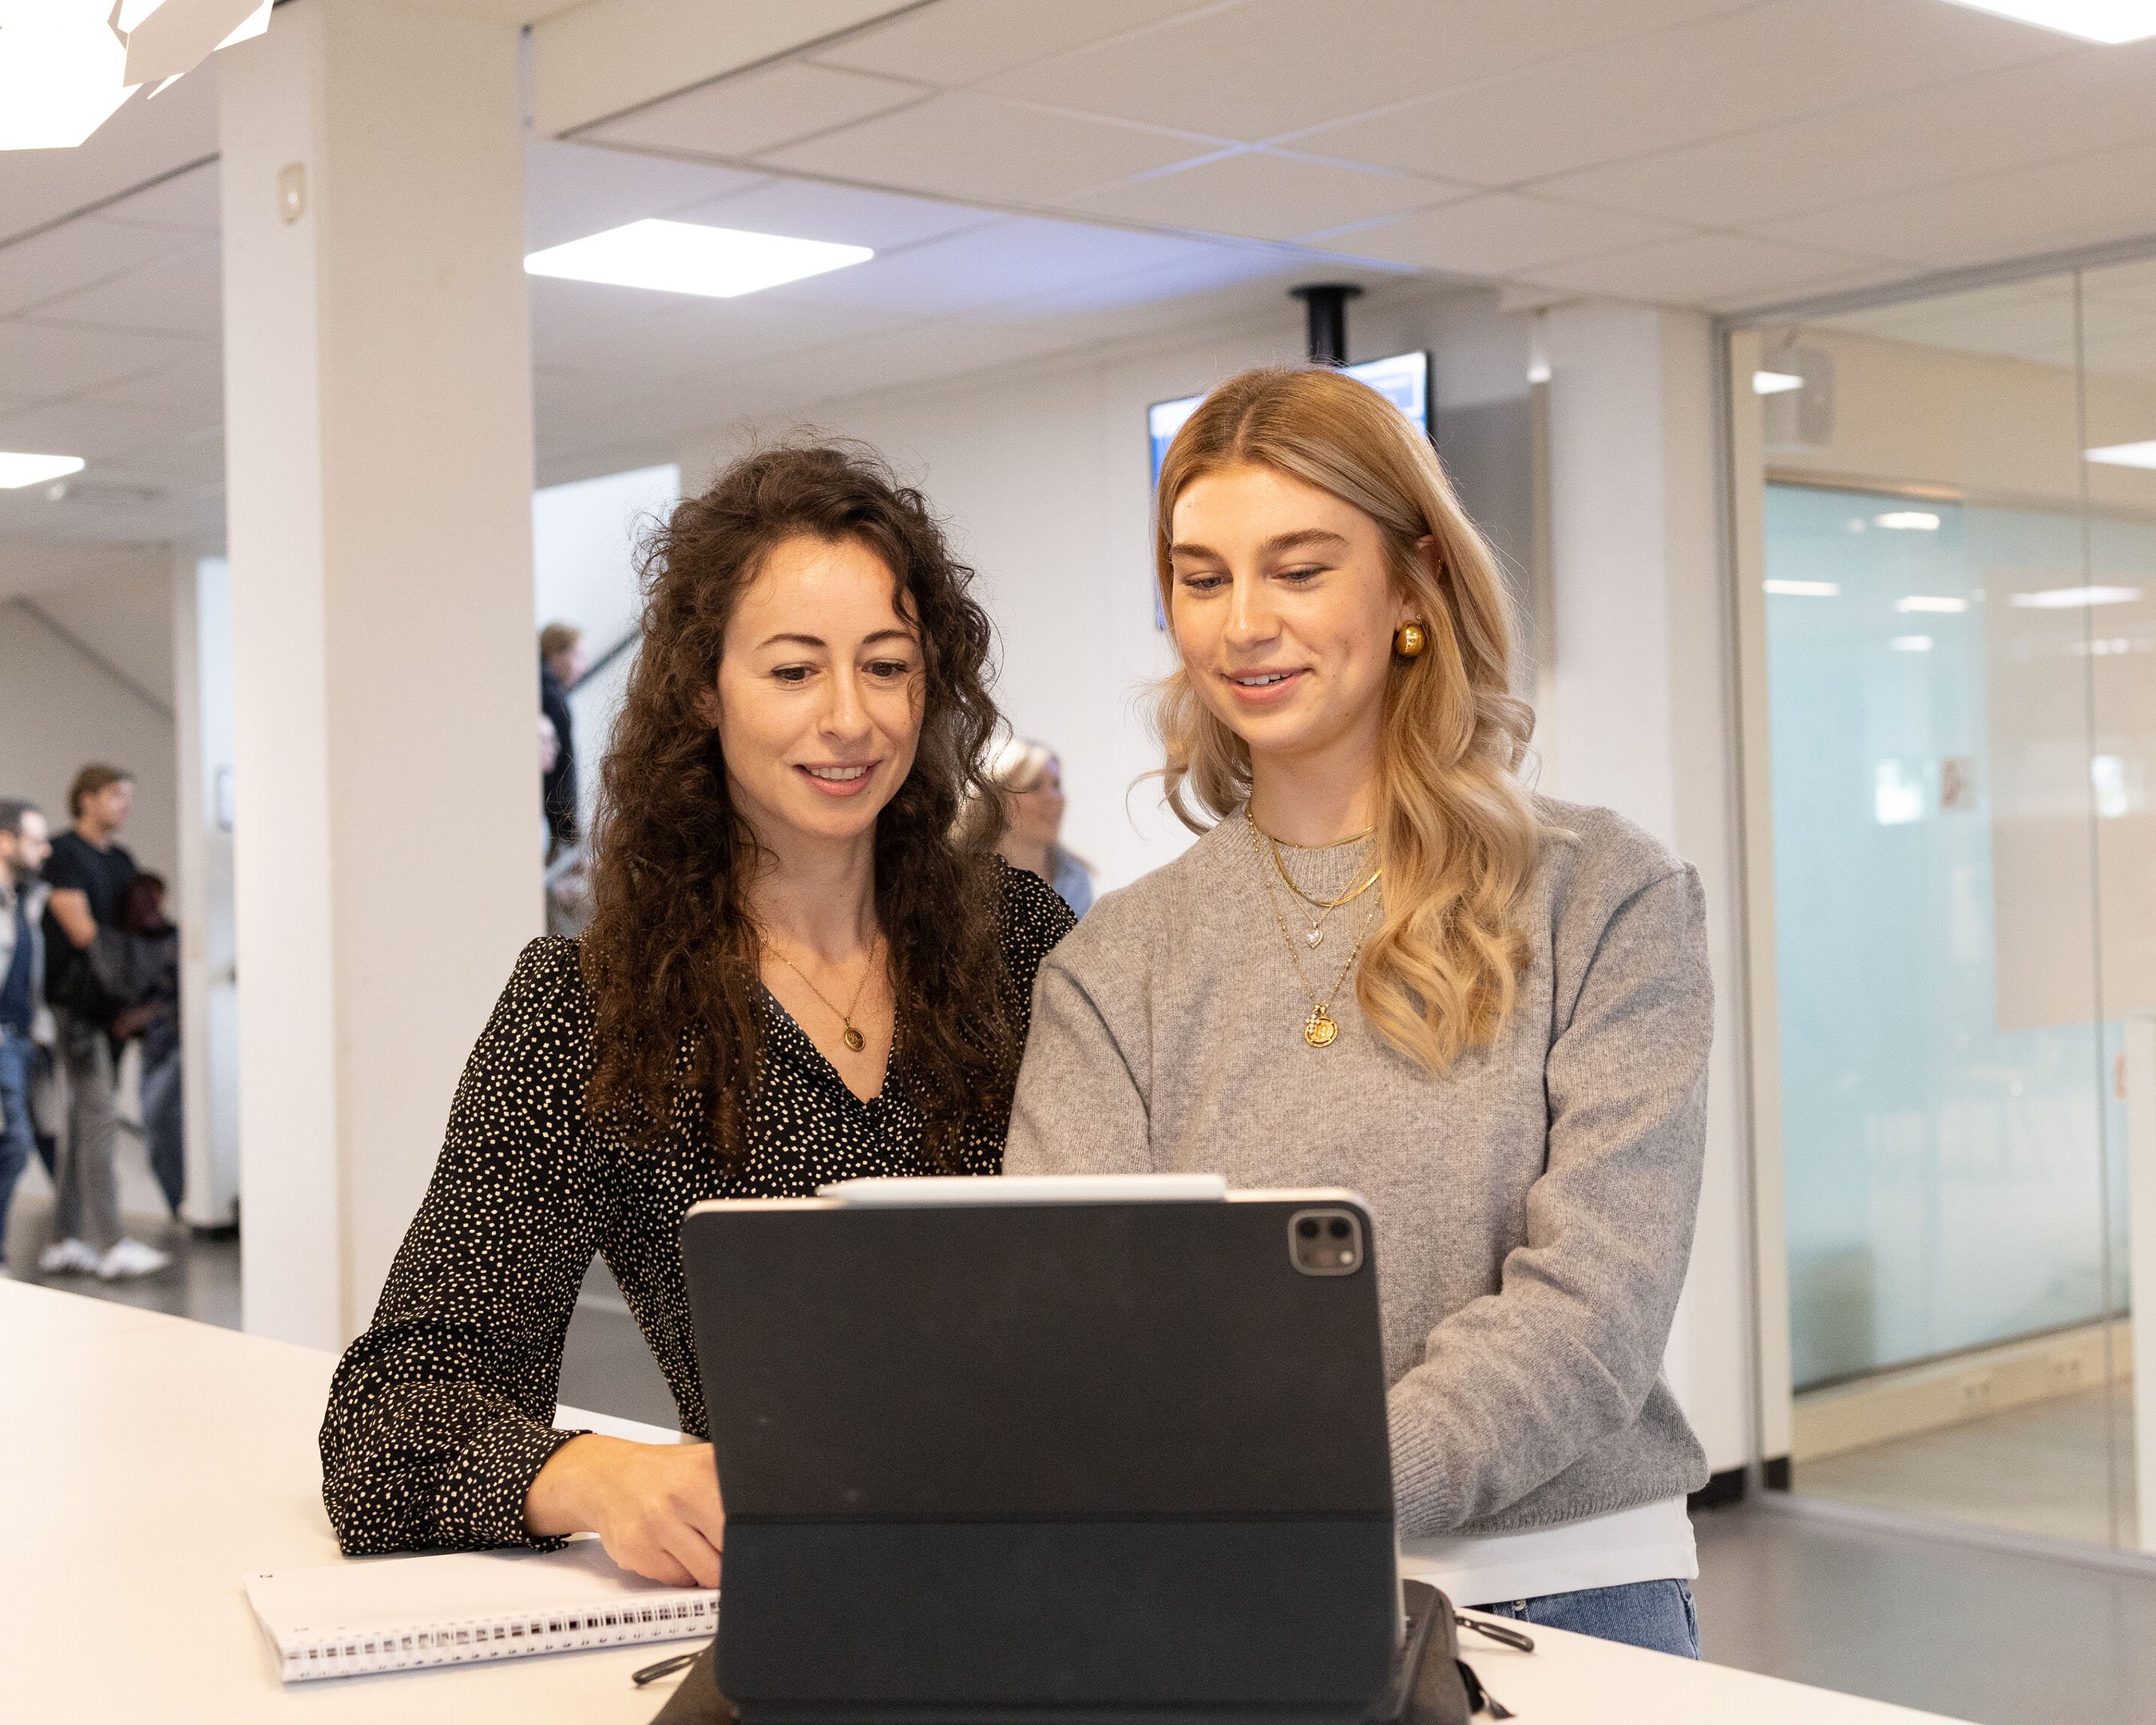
[1003,797,1712,1539]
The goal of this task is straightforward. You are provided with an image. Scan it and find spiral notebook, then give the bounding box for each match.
[245,1538,718,1683]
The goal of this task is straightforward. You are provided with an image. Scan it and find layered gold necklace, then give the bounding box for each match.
[1264,824,1380,950]
[1245,811,1381,1049]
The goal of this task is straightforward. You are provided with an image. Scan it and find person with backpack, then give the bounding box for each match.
[39,765,168,1280]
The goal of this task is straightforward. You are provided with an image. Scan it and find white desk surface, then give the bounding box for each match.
[0,1279,1965,1723]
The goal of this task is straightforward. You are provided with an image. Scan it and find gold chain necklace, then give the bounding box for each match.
[1246,812,1379,1048]
[1269,840,1381,949]
[1259,822,1380,950]
[767,931,882,1053]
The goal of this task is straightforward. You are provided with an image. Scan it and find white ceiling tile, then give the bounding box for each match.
[533,373,688,458]
[1857,300,2081,362]
[979,0,1749,145]
[1750,137,2156,269]
[0,220,193,319]
[102,437,227,486]
[0,483,216,545]
[755,215,1239,319]
[96,158,222,236]
[1005,249,1310,322]
[0,73,216,243]
[715,314,1092,410]
[0,321,207,401]
[528,276,904,377]
[758,93,1215,206]
[1294,0,2067,188]
[399,1,586,22]
[2079,327,2156,383]
[1523,232,1884,308]
[1814,279,2086,364]
[587,63,931,161]
[525,140,770,251]
[0,395,219,461]
[2085,258,2156,313]
[73,353,226,410]
[34,244,223,338]
[666,176,993,252]
[1318,193,1686,276]
[1535,40,2156,230]
[1066,152,1463,243]
[1696,262,1919,315]
[813,0,1219,88]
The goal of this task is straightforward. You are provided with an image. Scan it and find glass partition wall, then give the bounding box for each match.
[1730,254,2156,1553]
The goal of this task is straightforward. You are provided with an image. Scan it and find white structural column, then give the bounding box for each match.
[1540,303,1754,1477]
[217,1,540,1350]
[171,553,239,1229]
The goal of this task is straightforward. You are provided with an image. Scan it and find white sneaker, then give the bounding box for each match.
[38,1238,101,1275]
[97,1238,172,1280]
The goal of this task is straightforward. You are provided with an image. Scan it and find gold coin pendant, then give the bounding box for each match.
[842,1025,866,1053]
[1303,1006,1339,1049]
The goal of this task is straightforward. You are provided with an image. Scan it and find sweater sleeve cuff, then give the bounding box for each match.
[434,1418,591,1550]
[1388,1390,1459,1540]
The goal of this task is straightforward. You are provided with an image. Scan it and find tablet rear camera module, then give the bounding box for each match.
[1290,1208,1362,1275]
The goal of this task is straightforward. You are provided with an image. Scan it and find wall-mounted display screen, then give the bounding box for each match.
[1147,351,1431,490]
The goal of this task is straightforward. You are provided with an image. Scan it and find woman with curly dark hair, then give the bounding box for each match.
[319,443,1075,1586]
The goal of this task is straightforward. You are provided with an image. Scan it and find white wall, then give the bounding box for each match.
[0,583,178,879]
[173,556,240,1229]
[678,284,1537,894]
[1542,303,1753,1476]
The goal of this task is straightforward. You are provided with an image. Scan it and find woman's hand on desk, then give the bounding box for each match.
[523,1434,727,1588]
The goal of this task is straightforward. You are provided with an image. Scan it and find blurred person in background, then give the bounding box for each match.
[540,692,593,938]
[989,738,1093,917]
[540,621,585,860]
[0,798,54,1273]
[40,764,168,1281]
[107,873,183,1219]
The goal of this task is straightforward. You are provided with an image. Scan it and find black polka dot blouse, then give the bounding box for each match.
[319,860,1075,1556]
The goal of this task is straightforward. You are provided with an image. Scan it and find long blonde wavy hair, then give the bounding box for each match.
[1155,366,1542,1074]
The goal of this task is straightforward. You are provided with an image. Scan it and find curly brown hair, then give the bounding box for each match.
[579,442,1016,1168]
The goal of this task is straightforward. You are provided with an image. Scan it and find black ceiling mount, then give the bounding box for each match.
[1290,283,1364,367]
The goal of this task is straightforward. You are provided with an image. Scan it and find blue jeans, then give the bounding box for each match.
[141,1045,184,1216]
[0,1035,37,1267]
[1471,1578,1699,1659]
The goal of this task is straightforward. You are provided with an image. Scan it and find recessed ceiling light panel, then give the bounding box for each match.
[2010,585,2145,608]
[525,220,874,299]
[0,452,86,490]
[0,6,136,150]
[2088,440,2156,470]
[1941,2,2156,44]
[1752,370,1805,395]
[1764,580,1841,597]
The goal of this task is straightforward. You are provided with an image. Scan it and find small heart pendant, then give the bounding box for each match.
[1306,928,1323,947]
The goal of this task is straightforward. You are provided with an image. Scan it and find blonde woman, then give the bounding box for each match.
[1004,367,1713,1656]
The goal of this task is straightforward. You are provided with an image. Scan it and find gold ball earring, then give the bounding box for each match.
[1393,621,1428,659]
